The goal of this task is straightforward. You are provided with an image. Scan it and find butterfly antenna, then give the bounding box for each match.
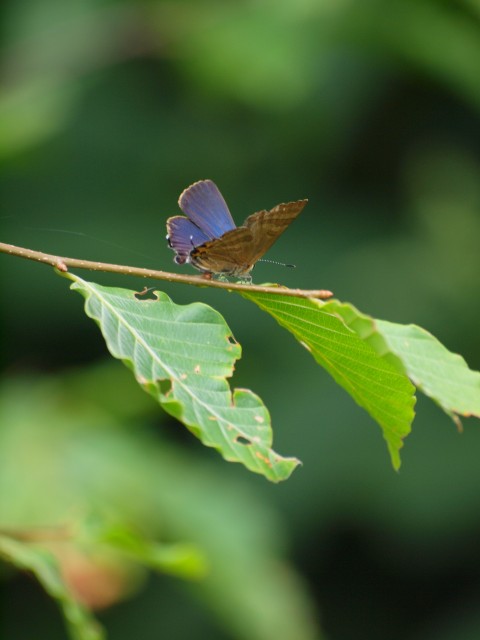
[258,259,296,268]
[25,226,156,261]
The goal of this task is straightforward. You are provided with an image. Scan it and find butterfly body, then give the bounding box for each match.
[166,180,307,282]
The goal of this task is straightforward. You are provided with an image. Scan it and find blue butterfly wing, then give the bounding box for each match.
[178,180,236,238]
[166,216,210,263]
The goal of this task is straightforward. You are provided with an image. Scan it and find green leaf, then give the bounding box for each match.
[375,320,480,425]
[0,535,104,640]
[242,292,416,470]
[0,374,321,640]
[88,519,208,580]
[63,273,298,482]
[242,291,480,467]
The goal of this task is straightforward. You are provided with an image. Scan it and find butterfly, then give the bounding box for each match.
[166,179,307,282]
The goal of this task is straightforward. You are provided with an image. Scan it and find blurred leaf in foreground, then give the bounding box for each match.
[0,535,104,640]
[0,372,320,640]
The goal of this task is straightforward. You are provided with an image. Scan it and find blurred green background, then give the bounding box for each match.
[1,1,480,639]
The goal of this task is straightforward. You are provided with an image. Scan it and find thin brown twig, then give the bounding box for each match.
[0,241,334,299]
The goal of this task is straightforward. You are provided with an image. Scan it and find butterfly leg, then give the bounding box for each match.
[236,275,252,285]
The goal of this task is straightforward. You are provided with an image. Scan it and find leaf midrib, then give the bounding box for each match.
[81,282,264,459]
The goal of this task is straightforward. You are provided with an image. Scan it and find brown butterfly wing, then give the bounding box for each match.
[243,199,308,263]
[190,227,255,276]
[190,198,308,277]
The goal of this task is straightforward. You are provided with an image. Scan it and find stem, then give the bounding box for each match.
[0,241,333,299]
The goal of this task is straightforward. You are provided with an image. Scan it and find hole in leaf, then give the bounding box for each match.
[227,335,237,346]
[159,379,172,396]
[135,287,158,300]
[235,436,252,446]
